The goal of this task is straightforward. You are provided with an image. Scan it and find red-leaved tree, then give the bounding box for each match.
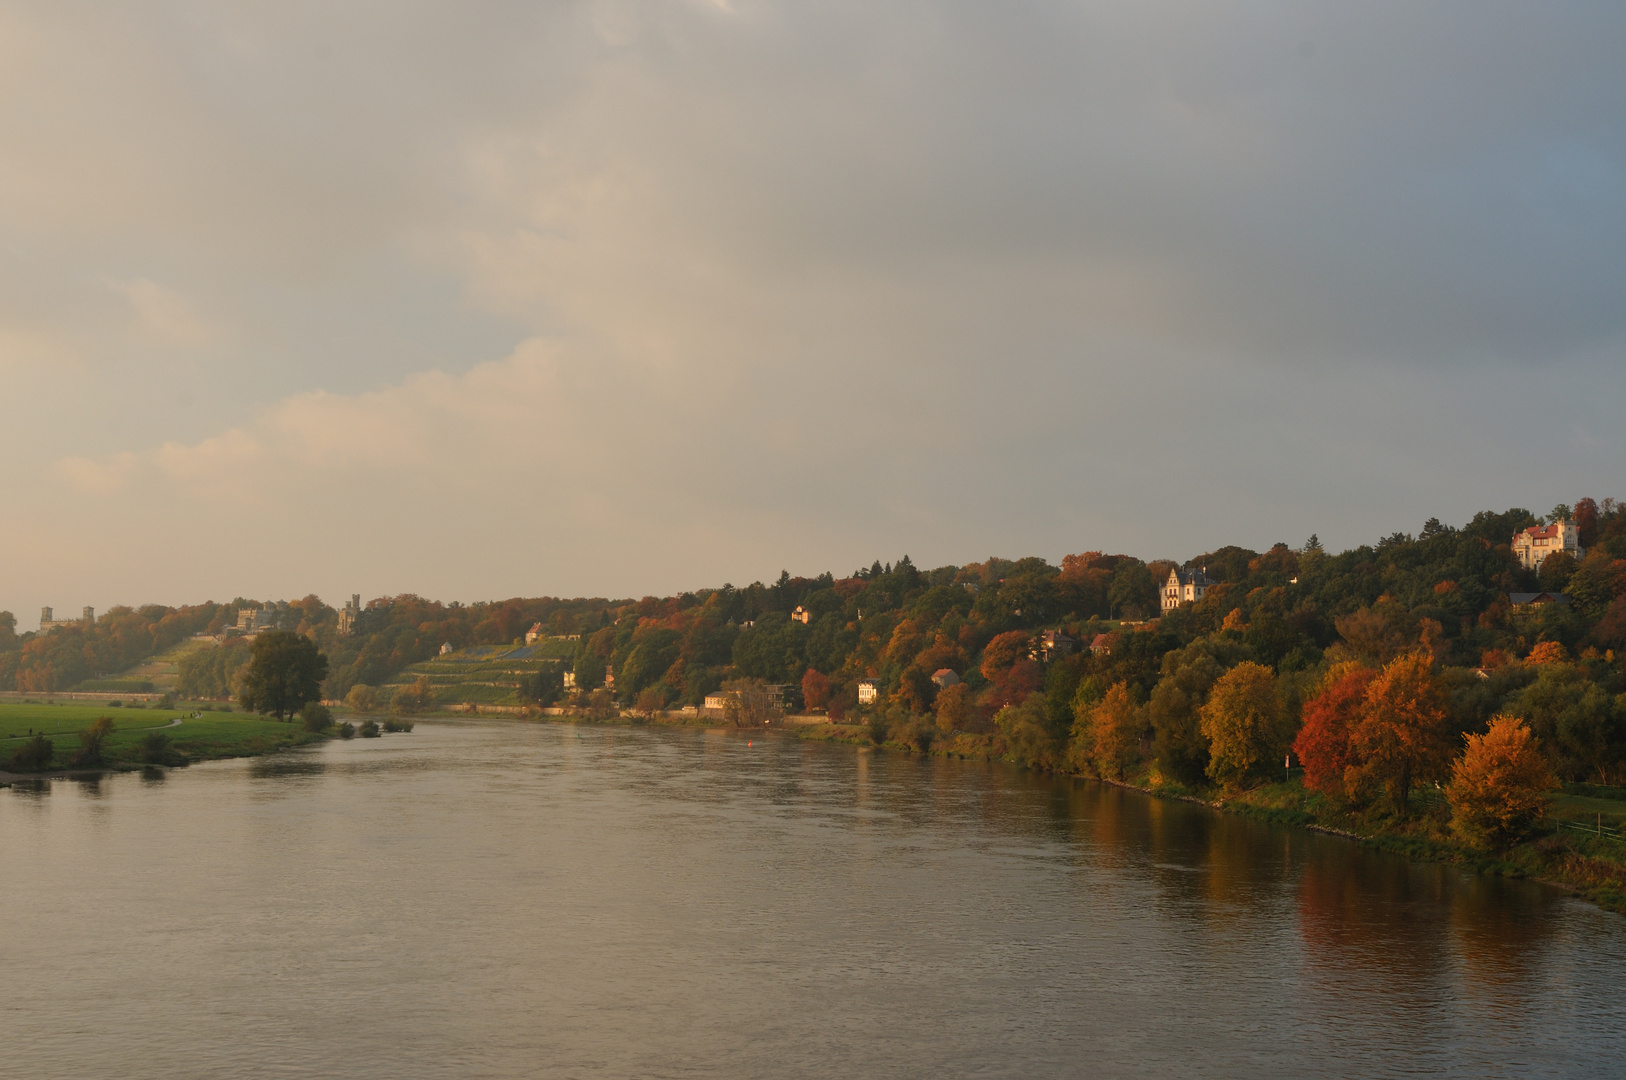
[1292,662,1377,796]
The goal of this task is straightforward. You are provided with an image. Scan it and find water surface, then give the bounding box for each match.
[5,721,1625,1078]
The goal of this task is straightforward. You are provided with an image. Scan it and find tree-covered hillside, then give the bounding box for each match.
[6,498,1626,784]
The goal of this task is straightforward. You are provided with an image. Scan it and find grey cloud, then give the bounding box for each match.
[2,0,1624,618]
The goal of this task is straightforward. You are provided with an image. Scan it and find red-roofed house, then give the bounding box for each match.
[1512,521,1583,571]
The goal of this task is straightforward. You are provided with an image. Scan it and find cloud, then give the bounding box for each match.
[109,277,218,346]
[4,0,1626,619]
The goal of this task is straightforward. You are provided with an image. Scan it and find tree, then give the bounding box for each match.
[392,677,434,714]
[721,678,779,727]
[1292,663,1377,796]
[1526,641,1568,665]
[934,682,970,732]
[1087,682,1145,780]
[801,667,831,711]
[1347,651,1453,811]
[1448,716,1558,848]
[633,687,666,720]
[995,696,1059,771]
[344,684,380,712]
[1199,662,1286,790]
[237,631,329,721]
[980,631,1032,679]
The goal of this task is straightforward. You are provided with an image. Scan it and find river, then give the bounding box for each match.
[5,720,1625,1078]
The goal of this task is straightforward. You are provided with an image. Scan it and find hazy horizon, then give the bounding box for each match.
[4,1,1623,624]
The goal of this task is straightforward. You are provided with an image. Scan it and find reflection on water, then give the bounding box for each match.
[4,721,1625,1079]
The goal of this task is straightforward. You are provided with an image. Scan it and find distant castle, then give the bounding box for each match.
[337,594,362,637]
[39,606,94,634]
[236,601,290,634]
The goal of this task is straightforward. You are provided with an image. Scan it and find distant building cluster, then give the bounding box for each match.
[38,606,93,634]
[236,601,289,634]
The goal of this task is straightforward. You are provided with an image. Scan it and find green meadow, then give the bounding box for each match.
[0,702,321,771]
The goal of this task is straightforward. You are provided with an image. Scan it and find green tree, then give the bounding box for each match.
[237,631,329,721]
[1199,661,1287,789]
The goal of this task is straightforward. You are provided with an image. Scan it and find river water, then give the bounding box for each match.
[4,721,1625,1078]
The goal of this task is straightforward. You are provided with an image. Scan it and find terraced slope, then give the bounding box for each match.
[77,636,219,693]
[383,642,569,707]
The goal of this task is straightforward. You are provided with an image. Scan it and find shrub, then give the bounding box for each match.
[8,734,54,771]
[137,731,186,766]
[382,717,414,733]
[1448,715,1559,848]
[337,722,356,739]
[300,702,333,732]
[359,720,381,738]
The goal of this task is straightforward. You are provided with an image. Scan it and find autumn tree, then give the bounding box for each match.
[1525,640,1568,665]
[1199,662,1287,790]
[934,682,970,733]
[344,684,380,712]
[392,677,434,714]
[237,631,329,721]
[1447,716,1558,848]
[980,631,1032,679]
[1087,682,1145,780]
[1346,651,1453,811]
[801,668,831,711]
[71,716,116,768]
[1292,663,1377,796]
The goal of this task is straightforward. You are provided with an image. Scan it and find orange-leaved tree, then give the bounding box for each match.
[1525,640,1568,666]
[1347,651,1453,811]
[1291,662,1376,797]
[1447,715,1558,848]
[1088,681,1145,780]
[801,668,830,711]
[1199,661,1286,790]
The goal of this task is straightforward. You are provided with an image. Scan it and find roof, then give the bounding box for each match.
[932,668,957,678]
[1091,634,1114,646]
[1517,523,1567,541]
[1169,567,1217,587]
[1508,592,1570,606]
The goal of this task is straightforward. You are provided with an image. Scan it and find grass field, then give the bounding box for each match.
[0,701,320,771]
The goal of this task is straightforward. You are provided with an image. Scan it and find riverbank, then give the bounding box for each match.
[0,701,330,781]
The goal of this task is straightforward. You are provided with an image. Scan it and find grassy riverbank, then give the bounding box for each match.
[0,701,326,776]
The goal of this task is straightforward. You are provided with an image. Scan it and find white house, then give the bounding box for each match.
[931,668,960,689]
[857,679,879,704]
[1162,567,1216,613]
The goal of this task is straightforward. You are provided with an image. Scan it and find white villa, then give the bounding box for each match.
[1161,567,1216,613]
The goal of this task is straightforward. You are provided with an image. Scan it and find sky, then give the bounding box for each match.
[2,1,1624,625]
